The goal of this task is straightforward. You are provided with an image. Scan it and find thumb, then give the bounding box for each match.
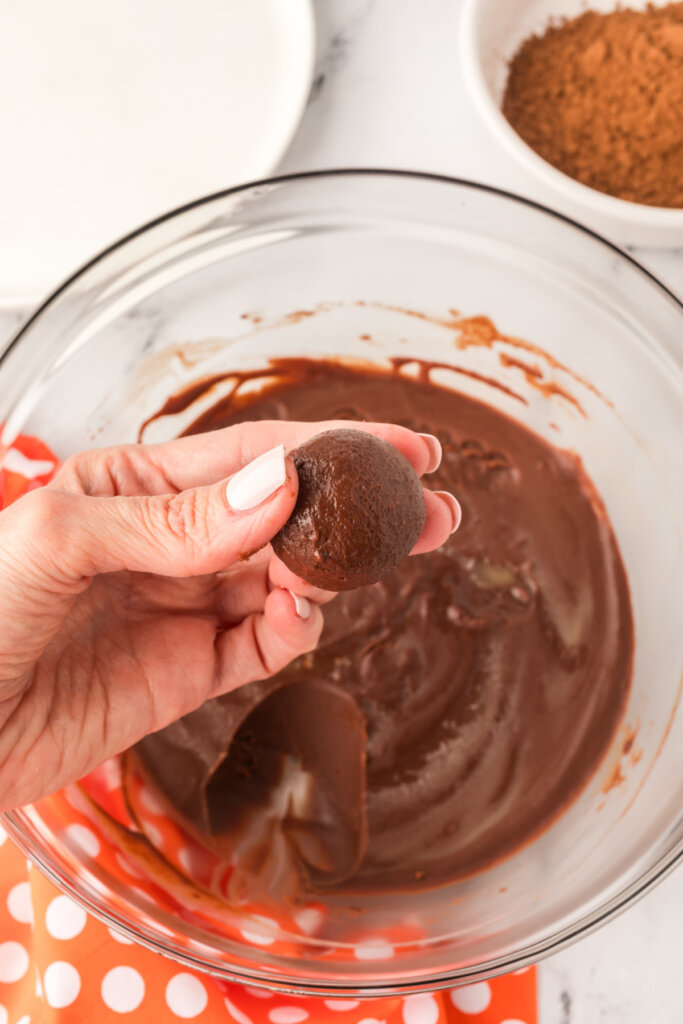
[26,444,297,581]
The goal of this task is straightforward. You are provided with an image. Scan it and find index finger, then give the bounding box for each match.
[52,421,441,498]
[151,421,441,492]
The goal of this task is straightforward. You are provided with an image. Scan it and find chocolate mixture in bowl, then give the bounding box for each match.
[132,358,633,899]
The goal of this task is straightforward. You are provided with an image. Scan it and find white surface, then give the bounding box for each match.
[0,0,681,1019]
[459,0,683,247]
[0,0,314,299]
[276,0,683,297]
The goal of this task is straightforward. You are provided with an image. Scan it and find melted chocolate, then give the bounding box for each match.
[134,359,633,895]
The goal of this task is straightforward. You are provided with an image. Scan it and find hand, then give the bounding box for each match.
[0,421,458,811]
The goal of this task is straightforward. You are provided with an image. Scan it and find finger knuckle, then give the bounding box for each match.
[19,487,66,542]
[52,444,148,496]
[161,489,211,552]
[49,452,82,491]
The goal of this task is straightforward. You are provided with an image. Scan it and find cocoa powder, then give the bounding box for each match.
[502,3,683,207]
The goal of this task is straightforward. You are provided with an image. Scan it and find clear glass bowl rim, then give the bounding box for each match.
[1,169,682,995]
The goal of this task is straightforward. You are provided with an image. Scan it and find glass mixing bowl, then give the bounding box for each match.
[1,171,681,996]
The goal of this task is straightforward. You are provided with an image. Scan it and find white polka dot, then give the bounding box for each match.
[7,882,34,924]
[101,966,145,1013]
[139,786,166,815]
[130,886,157,906]
[513,967,531,975]
[0,941,29,982]
[43,960,81,1008]
[141,820,163,847]
[64,823,100,857]
[108,926,134,945]
[224,998,255,1024]
[34,970,43,997]
[449,982,492,1014]
[354,938,395,961]
[268,1009,309,1024]
[0,1007,6,1024]
[293,907,323,935]
[45,894,87,940]
[324,1000,361,1012]
[402,994,439,1024]
[358,1020,385,1024]
[100,757,123,790]
[0,822,6,846]
[116,852,144,878]
[165,974,208,1018]
[25,859,32,871]
[16,1014,30,1024]
[240,928,274,946]
[500,1019,527,1024]
[64,786,95,817]
[177,847,193,874]
[245,987,274,999]
[240,915,279,946]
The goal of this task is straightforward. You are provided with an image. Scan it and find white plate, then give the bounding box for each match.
[0,0,314,301]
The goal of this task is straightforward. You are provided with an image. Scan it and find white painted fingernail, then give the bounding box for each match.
[226,445,287,511]
[419,433,442,473]
[287,589,311,619]
[435,490,462,533]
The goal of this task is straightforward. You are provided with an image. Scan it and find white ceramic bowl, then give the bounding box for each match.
[460,0,683,248]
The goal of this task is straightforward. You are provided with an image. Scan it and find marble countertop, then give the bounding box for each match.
[282,5,683,1013]
[0,0,681,1020]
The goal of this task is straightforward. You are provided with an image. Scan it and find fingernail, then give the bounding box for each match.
[419,433,442,473]
[226,445,287,511]
[435,490,462,533]
[286,589,311,620]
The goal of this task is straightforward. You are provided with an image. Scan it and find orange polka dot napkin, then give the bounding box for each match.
[0,829,537,1023]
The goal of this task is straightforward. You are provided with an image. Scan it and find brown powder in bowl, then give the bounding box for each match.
[502,3,683,207]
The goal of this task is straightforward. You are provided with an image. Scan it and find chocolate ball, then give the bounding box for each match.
[273,428,426,590]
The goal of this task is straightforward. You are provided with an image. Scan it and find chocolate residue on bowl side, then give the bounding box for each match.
[355,303,603,408]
